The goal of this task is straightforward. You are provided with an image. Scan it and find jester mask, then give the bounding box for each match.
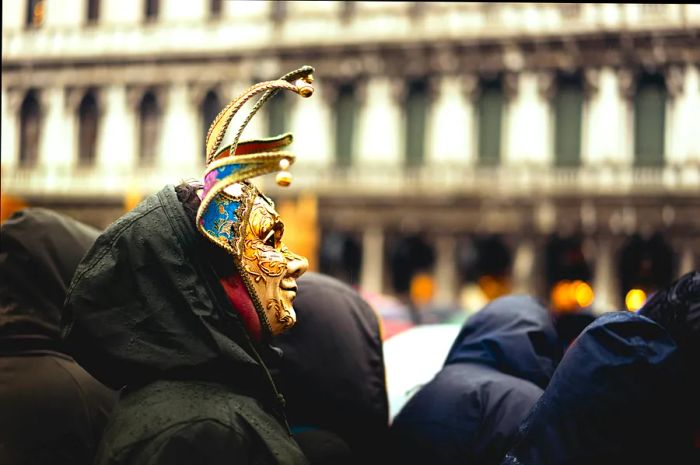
[196,66,314,339]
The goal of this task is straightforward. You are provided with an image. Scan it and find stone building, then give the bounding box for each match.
[2,1,700,312]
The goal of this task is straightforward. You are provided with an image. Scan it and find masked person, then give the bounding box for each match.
[274,272,390,465]
[389,295,562,465]
[0,208,117,465]
[62,67,316,465]
[501,271,700,465]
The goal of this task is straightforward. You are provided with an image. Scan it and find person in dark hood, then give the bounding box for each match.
[501,270,699,465]
[274,271,389,465]
[0,208,117,465]
[388,295,562,465]
[62,67,317,465]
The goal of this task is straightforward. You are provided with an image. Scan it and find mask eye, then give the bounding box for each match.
[263,229,276,248]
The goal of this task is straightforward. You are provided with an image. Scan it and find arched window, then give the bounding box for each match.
[145,0,159,22]
[618,233,674,306]
[19,90,41,168]
[477,79,503,166]
[25,0,44,28]
[334,83,356,168]
[201,90,221,157]
[86,0,100,24]
[634,73,666,167]
[404,79,428,167]
[270,1,286,23]
[138,91,161,166]
[267,91,287,136]
[209,0,222,18]
[553,75,583,167]
[78,91,99,167]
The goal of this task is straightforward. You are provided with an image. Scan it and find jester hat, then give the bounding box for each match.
[196,66,314,259]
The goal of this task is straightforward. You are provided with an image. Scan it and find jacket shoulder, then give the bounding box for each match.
[97,381,308,465]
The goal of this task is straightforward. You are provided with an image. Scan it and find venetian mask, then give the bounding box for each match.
[237,184,308,335]
[196,66,314,338]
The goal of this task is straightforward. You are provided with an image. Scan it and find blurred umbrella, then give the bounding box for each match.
[383,323,461,423]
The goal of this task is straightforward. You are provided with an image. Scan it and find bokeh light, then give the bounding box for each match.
[573,281,595,308]
[551,280,595,313]
[625,289,647,312]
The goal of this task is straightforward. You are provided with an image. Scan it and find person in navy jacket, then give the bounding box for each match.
[389,295,562,465]
[502,271,699,465]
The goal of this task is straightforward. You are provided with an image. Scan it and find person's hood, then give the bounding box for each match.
[0,208,99,337]
[445,295,561,389]
[502,311,693,465]
[62,186,275,394]
[274,272,389,456]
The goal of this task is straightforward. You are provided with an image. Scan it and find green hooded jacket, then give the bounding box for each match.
[62,185,309,465]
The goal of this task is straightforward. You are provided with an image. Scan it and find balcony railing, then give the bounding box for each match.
[3,162,698,200]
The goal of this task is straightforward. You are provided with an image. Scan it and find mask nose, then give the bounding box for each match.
[286,253,308,280]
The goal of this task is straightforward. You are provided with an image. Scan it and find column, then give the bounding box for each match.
[103,0,142,26]
[356,77,402,166]
[163,0,206,22]
[434,235,458,305]
[1,87,22,169]
[1,1,25,30]
[40,87,75,173]
[512,239,536,294]
[685,66,700,163]
[505,72,549,165]
[159,82,199,177]
[427,76,473,166]
[288,82,332,166]
[592,237,617,313]
[678,242,696,276]
[585,67,631,165]
[99,85,135,186]
[361,226,384,295]
[666,65,700,165]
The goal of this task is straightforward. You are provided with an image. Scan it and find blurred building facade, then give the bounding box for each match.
[2,1,700,312]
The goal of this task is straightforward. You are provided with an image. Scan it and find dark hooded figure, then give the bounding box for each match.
[62,184,310,465]
[0,208,117,465]
[389,295,561,465]
[62,67,319,465]
[501,271,700,465]
[274,272,390,465]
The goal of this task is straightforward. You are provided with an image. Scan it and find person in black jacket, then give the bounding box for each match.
[501,271,699,465]
[62,67,317,465]
[275,272,390,465]
[389,295,562,465]
[0,208,117,465]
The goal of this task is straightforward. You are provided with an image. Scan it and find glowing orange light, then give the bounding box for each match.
[410,273,435,306]
[551,280,594,313]
[123,190,142,212]
[33,1,45,27]
[625,289,647,312]
[573,281,594,308]
[478,275,510,301]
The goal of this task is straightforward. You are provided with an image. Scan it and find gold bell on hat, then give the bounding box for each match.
[276,158,292,187]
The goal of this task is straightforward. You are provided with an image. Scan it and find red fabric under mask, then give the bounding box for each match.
[219,274,263,342]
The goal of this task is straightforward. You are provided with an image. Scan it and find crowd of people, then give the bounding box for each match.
[1,67,699,465]
[1,205,698,465]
